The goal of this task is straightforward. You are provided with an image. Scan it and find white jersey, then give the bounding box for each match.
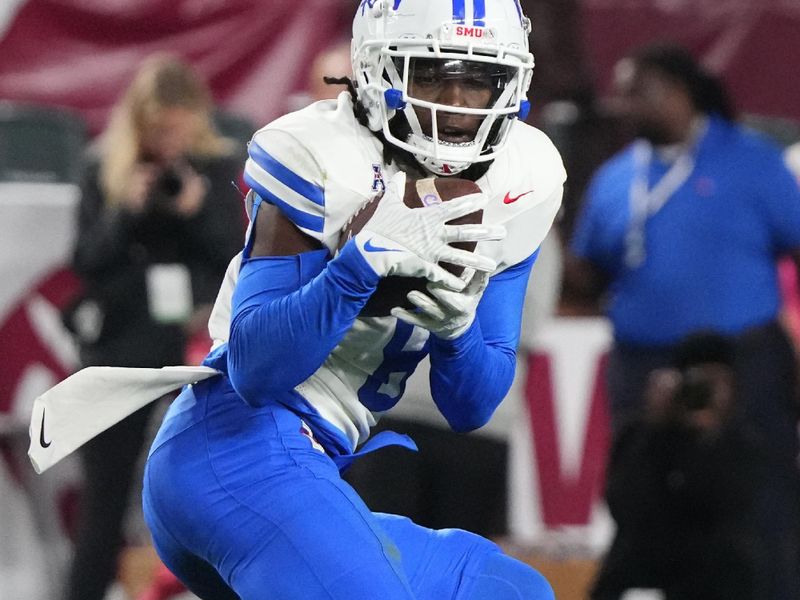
[211,91,566,450]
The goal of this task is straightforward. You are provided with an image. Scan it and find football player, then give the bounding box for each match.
[142,0,563,598]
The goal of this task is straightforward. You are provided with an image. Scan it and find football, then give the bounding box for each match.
[339,177,483,317]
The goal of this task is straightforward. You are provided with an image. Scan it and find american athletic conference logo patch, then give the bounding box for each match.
[371,164,386,192]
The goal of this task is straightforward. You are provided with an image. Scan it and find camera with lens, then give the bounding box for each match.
[155,167,184,199]
[674,368,713,412]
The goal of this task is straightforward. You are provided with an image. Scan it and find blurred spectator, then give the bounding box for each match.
[345,230,563,538]
[286,40,353,112]
[61,53,244,600]
[564,43,800,599]
[591,331,769,600]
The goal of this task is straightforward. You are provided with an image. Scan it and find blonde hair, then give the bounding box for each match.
[98,53,233,205]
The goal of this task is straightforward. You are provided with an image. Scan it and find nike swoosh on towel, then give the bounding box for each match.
[39,409,52,448]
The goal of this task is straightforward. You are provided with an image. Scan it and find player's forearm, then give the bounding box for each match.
[227,244,380,405]
[427,252,534,431]
[428,322,516,432]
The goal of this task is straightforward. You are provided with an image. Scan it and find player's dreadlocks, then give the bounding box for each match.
[324,75,426,177]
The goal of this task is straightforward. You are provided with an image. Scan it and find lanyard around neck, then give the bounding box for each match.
[624,118,709,269]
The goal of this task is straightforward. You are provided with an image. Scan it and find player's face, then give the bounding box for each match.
[407,58,507,143]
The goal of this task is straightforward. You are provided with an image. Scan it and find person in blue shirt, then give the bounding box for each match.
[566,43,800,599]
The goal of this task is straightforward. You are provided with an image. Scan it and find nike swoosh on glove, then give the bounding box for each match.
[350,172,504,291]
[391,268,490,340]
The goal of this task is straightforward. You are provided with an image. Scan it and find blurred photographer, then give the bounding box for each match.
[591,332,770,600]
[62,54,244,600]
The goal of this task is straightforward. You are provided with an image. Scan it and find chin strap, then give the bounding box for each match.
[415,153,471,176]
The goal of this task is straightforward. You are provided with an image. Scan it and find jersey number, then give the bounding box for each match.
[357,321,428,412]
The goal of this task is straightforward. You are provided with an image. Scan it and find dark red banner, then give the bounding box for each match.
[1,0,797,136]
[0,0,352,135]
[581,0,800,121]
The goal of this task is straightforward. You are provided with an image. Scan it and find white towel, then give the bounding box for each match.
[28,365,219,473]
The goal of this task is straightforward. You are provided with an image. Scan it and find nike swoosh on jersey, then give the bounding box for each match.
[503,190,534,204]
[364,238,402,253]
[39,409,52,448]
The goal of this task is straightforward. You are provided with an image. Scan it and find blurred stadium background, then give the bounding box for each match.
[1,1,799,599]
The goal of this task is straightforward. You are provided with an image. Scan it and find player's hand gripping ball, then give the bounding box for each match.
[339,176,486,317]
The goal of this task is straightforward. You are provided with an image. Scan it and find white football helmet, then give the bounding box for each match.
[352,0,534,175]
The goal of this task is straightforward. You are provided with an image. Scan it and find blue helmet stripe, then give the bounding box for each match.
[473,0,485,26]
[452,0,465,24]
[248,142,325,207]
[511,0,523,22]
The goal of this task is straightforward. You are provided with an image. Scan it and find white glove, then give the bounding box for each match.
[351,172,504,291]
[391,268,490,340]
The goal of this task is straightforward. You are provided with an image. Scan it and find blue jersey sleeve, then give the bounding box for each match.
[427,250,538,431]
[227,243,380,407]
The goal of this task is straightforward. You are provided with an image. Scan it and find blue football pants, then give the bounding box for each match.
[142,378,554,599]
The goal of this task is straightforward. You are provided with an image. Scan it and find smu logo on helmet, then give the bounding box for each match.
[455,25,493,39]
